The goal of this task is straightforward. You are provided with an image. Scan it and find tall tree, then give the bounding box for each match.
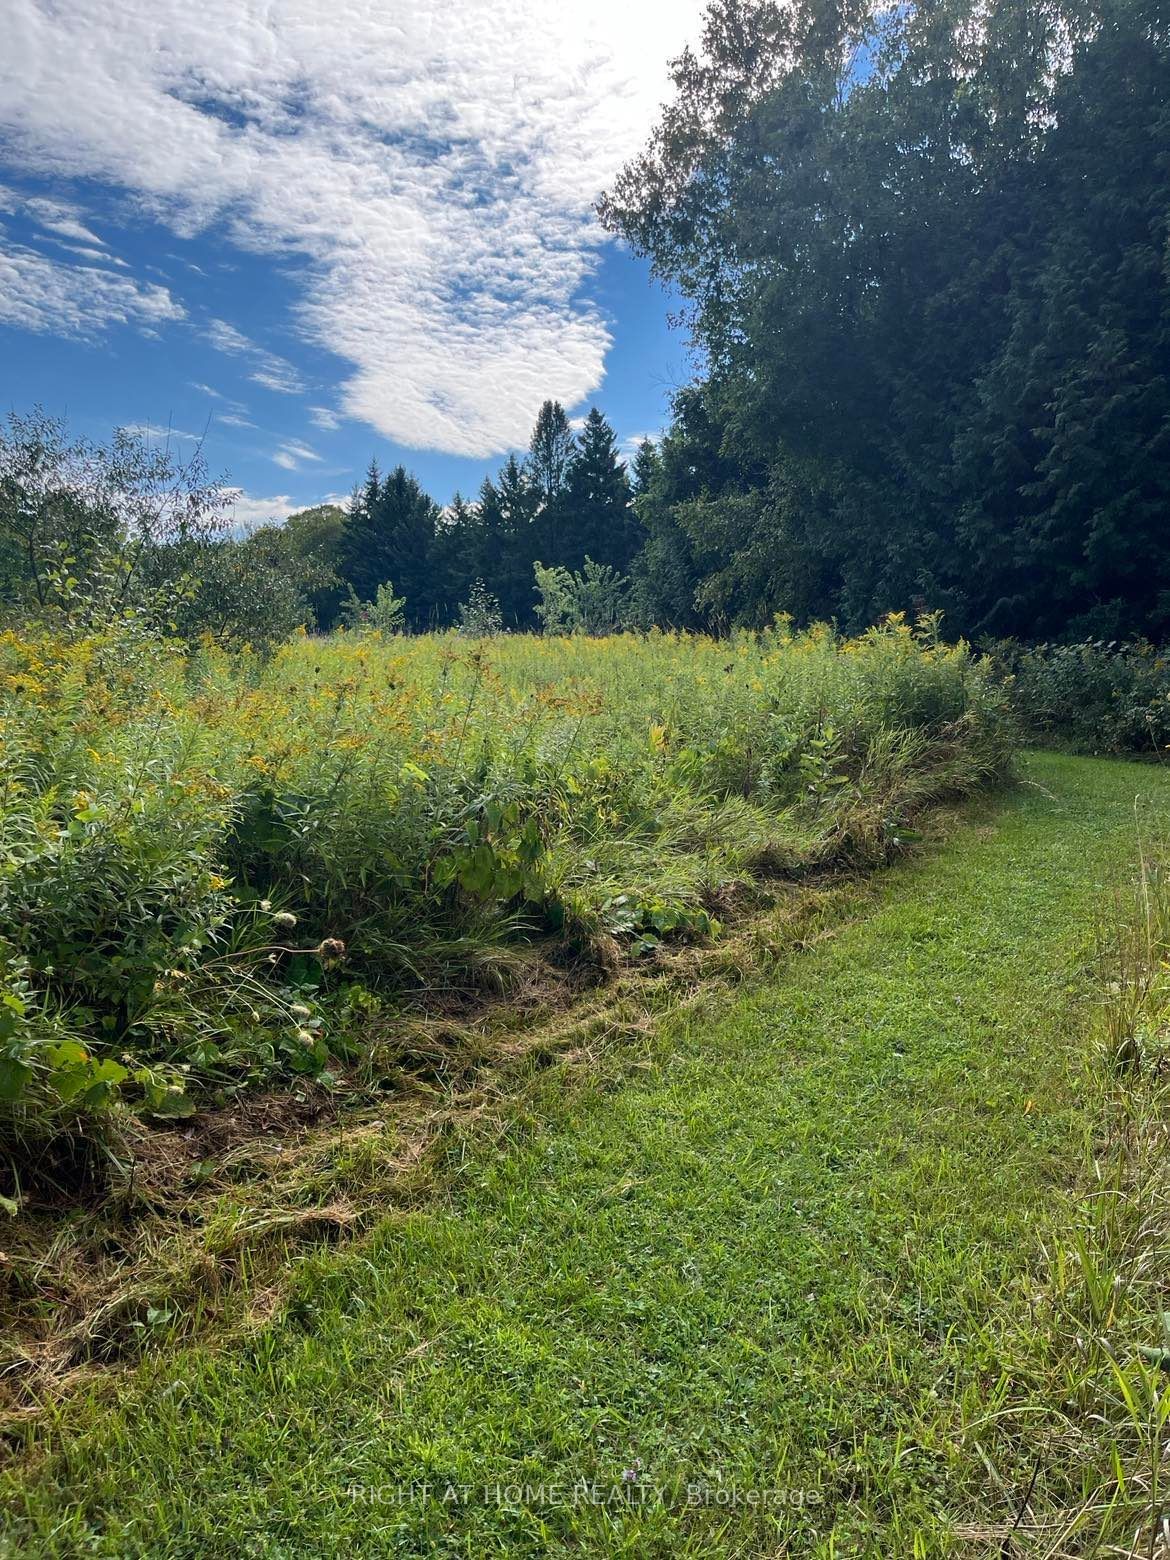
[626,394,743,628]
[527,400,578,567]
[338,463,441,629]
[601,0,1170,639]
[476,457,541,627]
[563,408,637,572]
[429,491,481,622]
[278,503,347,629]
[527,401,577,506]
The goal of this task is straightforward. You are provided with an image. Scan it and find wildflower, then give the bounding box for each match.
[272,911,298,929]
[295,1029,315,1047]
[289,1002,311,1020]
[259,899,272,912]
[318,938,347,959]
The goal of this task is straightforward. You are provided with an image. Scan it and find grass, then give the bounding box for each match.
[1,751,1168,1556]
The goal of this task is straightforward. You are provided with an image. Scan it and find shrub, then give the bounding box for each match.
[988,639,1170,754]
[533,558,631,635]
[457,580,504,638]
[337,581,406,636]
[0,615,1013,1177]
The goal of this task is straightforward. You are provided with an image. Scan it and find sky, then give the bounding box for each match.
[0,1,706,522]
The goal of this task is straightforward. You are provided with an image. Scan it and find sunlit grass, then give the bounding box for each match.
[2,754,1168,1555]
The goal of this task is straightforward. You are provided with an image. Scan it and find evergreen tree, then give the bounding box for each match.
[625,398,738,629]
[429,491,480,624]
[630,439,659,499]
[563,408,636,572]
[338,463,441,629]
[475,457,540,627]
[527,400,577,567]
[527,400,577,506]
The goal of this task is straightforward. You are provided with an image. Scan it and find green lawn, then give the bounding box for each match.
[3,752,1167,1558]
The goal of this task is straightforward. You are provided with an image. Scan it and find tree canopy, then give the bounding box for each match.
[600,0,1170,639]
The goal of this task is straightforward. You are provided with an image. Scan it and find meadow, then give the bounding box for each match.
[8,619,1170,1552]
[0,615,1012,1179]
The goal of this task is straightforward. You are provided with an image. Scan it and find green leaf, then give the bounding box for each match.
[47,1040,90,1070]
[145,1089,197,1119]
[0,1057,33,1102]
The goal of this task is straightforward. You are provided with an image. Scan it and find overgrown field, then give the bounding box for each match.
[0,616,1012,1181]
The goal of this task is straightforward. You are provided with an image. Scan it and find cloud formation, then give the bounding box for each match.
[0,239,184,336]
[271,438,321,471]
[222,487,298,529]
[121,421,201,441]
[0,1,703,455]
[207,319,304,395]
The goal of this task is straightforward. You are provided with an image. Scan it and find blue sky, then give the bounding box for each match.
[0,2,705,522]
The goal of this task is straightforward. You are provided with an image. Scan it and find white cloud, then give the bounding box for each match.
[189,379,222,398]
[308,404,341,431]
[217,411,257,428]
[0,1,703,456]
[620,429,660,459]
[222,487,298,529]
[0,237,184,336]
[224,486,345,531]
[207,317,304,394]
[272,438,321,470]
[1,187,133,271]
[121,420,201,442]
[46,239,128,267]
[23,194,106,247]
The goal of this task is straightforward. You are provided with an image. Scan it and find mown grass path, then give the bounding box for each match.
[4,753,1169,1558]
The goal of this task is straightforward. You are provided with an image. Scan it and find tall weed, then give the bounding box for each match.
[0,614,1013,1173]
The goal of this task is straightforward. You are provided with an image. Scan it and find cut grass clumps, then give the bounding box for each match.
[0,614,1014,1181]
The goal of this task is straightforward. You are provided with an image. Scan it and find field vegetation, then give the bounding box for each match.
[0,613,1011,1187]
[2,0,1169,1540]
[3,756,1169,1553]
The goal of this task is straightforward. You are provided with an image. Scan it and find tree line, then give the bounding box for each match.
[207,0,1170,645]
[331,402,641,631]
[3,0,1167,645]
[0,402,646,644]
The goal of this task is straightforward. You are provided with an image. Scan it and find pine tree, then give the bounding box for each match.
[429,490,480,624]
[527,400,577,568]
[337,463,441,629]
[493,454,541,626]
[527,401,577,506]
[630,439,659,498]
[564,408,636,572]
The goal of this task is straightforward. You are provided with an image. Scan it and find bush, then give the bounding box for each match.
[0,615,1013,1176]
[533,558,631,635]
[337,581,406,636]
[457,580,503,638]
[988,640,1170,754]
